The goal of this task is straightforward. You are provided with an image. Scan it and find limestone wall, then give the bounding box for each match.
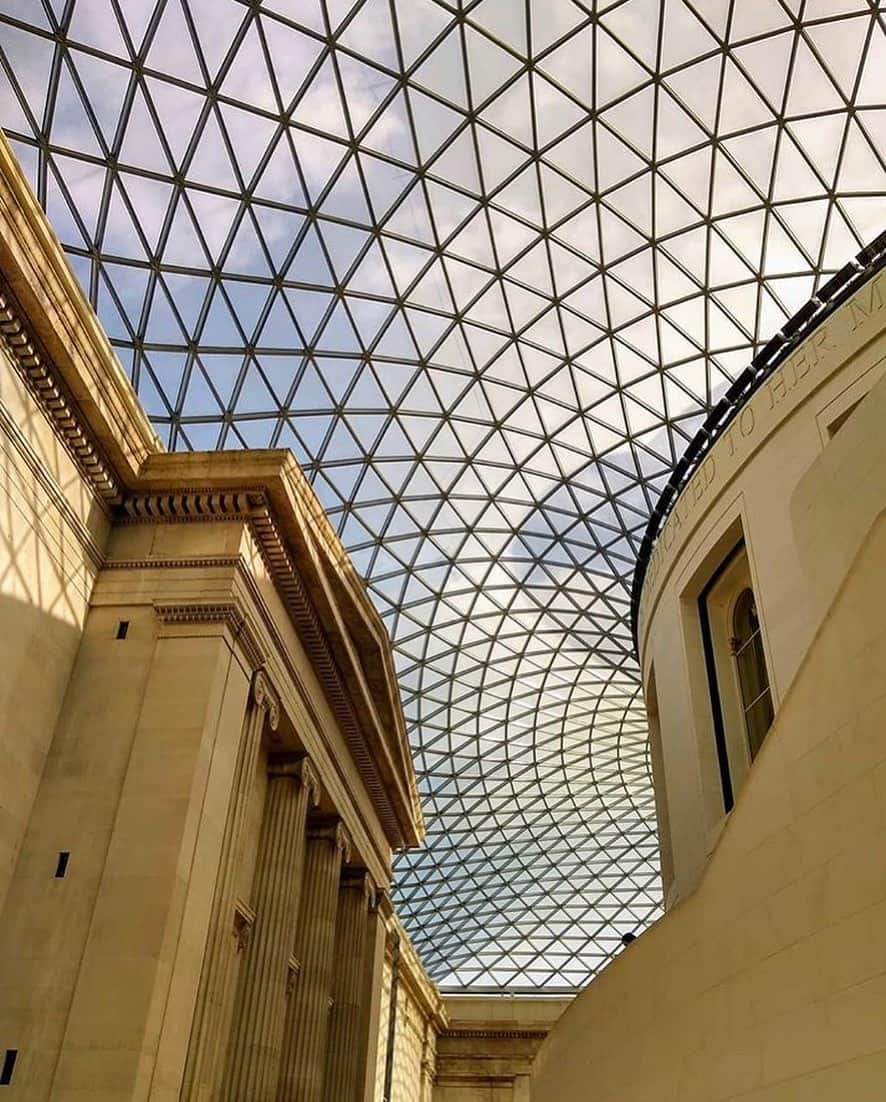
[0,337,109,912]
[0,131,426,1101]
[371,962,569,1102]
[434,996,568,1102]
[387,979,428,1102]
[531,295,886,1101]
[375,919,444,1102]
[638,269,886,902]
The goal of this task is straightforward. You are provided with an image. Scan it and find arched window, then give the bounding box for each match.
[730,589,773,760]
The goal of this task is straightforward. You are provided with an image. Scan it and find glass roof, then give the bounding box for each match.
[2,0,884,991]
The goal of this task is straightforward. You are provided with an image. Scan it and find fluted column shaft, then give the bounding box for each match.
[420,1022,437,1102]
[322,872,374,1102]
[355,895,389,1102]
[182,671,278,1102]
[277,822,351,1102]
[224,755,319,1101]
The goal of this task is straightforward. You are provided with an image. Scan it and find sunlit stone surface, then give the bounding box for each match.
[1,0,883,988]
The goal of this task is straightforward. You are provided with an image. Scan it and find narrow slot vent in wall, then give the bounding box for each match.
[116,620,130,640]
[0,1049,17,1085]
[54,852,70,879]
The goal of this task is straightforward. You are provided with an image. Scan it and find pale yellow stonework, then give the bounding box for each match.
[531,267,886,1099]
[0,125,534,1102]
[0,131,429,1101]
[6,81,886,1102]
[434,997,568,1102]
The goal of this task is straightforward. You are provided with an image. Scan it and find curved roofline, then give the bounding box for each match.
[631,228,886,656]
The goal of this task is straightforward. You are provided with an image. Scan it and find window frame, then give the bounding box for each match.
[730,587,774,761]
[698,540,775,812]
[697,541,744,813]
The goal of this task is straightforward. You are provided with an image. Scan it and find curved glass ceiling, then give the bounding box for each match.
[2,0,884,991]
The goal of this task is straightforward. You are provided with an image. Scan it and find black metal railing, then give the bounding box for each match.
[631,227,886,654]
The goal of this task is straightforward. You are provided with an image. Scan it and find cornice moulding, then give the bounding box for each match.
[0,282,121,505]
[127,466,422,850]
[0,134,423,853]
[153,599,266,672]
[0,133,160,483]
[438,1028,549,1040]
[122,489,263,523]
[103,555,242,572]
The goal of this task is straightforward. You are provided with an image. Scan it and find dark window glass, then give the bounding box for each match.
[0,1049,16,1085]
[731,589,773,760]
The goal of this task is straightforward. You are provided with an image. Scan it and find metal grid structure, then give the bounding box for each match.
[0,0,884,991]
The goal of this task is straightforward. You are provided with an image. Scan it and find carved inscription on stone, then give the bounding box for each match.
[639,307,848,624]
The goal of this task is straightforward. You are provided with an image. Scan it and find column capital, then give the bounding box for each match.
[307,821,352,864]
[251,669,280,731]
[268,754,321,807]
[341,869,377,908]
[153,599,266,670]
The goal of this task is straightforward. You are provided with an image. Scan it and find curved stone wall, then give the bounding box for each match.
[640,269,886,902]
[532,268,886,1100]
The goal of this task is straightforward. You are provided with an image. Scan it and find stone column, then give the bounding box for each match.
[356,894,390,1102]
[277,822,351,1102]
[420,1021,437,1102]
[322,871,375,1102]
[223,754,320,1101]
[181,671,278,1101]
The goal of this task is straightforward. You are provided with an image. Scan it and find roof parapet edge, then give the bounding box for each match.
[0,131,162,481]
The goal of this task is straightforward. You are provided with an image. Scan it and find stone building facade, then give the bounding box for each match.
[0,123,563,1102]
[0,127,428,1101]
[532,240,886,1099]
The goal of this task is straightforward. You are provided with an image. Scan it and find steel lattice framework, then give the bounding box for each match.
[1,0,884,990]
